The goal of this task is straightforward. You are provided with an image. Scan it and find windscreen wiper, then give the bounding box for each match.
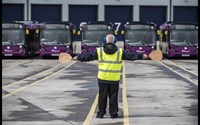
[141,41,151,46]
[57,41,64,45]
[10,40,16,45]
[186,41,197,47]
[97,41,103,45]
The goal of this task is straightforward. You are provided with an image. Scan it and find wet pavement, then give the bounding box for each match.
[2,57,198,125]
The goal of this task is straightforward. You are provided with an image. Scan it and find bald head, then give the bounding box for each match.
[105,34,115,43]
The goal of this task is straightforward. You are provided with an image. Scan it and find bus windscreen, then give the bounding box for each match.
[82,30,113,45]
[2,29,25,45]
[170,30,198,46]
[125,30,156,46]
[41,29,71,45]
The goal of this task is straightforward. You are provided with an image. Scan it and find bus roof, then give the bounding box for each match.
[40,21,76,29]
[124,21,157,30]
[125,21,156,26]
[2,20,39,24]
[86,21,114,26]
[15,20,39,24]
[80,21,115,31]
[2,21,41,29]
[40,21,74,25]
[160,21,198,30]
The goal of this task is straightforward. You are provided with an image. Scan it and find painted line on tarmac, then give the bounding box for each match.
[159,61,198,85]
[122,61,130,125]
[83,94,99,125]
[167,60,198,76]
[2,63,62,89]
[2,61,75,99]
[2,60,32,70]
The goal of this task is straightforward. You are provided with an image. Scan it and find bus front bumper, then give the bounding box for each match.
[168,51,198,58]
[2,51,26,57]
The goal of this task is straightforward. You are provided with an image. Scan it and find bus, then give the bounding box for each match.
[39,21,76,58]
[78,21,116,53]
[121,21,158,54]
[158,22,198,58]
[2,21,41,57]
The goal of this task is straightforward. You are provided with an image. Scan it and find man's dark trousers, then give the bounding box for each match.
[97,81,119,116]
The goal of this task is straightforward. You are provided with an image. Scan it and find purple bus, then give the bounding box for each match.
[2,21,41,57]
[39,21,76,58]
[122,21,158,54]
[158,22,198,58]
[79,21,116,53]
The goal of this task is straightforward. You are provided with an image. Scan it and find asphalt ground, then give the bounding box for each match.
[2,57,198,125]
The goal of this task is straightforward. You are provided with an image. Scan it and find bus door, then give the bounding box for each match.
[79,22,116,53]
[40,22,76,57]
[158,28,169,56]
[122,22,157,55]
[25,23,41,56]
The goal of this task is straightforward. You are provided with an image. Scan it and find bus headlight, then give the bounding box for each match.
[151,46,154,49]
[36,29,39,34]
[108,26,111,30]
[26,30,29,35]
[66,45,69,48]
[19,45,24,52]
[66,25,69,29]
[73,29,76,34]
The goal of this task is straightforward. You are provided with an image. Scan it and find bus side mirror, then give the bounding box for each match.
[26,29,29,35]
[114,30,118,35]
[36,29,39,34]
[121,30,125,34]
[164,31,168,35]
[72,29,76,34]
[77,31,81,35]
[157,30,160,35]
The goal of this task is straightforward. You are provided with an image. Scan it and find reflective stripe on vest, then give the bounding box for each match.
[97,47,123,81]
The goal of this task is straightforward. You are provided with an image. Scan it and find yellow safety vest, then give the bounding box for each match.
[97,47,123,81]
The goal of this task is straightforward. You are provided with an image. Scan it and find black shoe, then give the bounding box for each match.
[110,113,119,118]
[96,114,103,118]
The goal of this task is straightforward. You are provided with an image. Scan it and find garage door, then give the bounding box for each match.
[2,4,24,22]
[173,6,198,23]
[140,6,167,27]
[105,6,133,41]
[31,4,61,22]
[69,5,98,41]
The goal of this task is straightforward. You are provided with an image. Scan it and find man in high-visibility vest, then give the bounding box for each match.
[73,34,148,118]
